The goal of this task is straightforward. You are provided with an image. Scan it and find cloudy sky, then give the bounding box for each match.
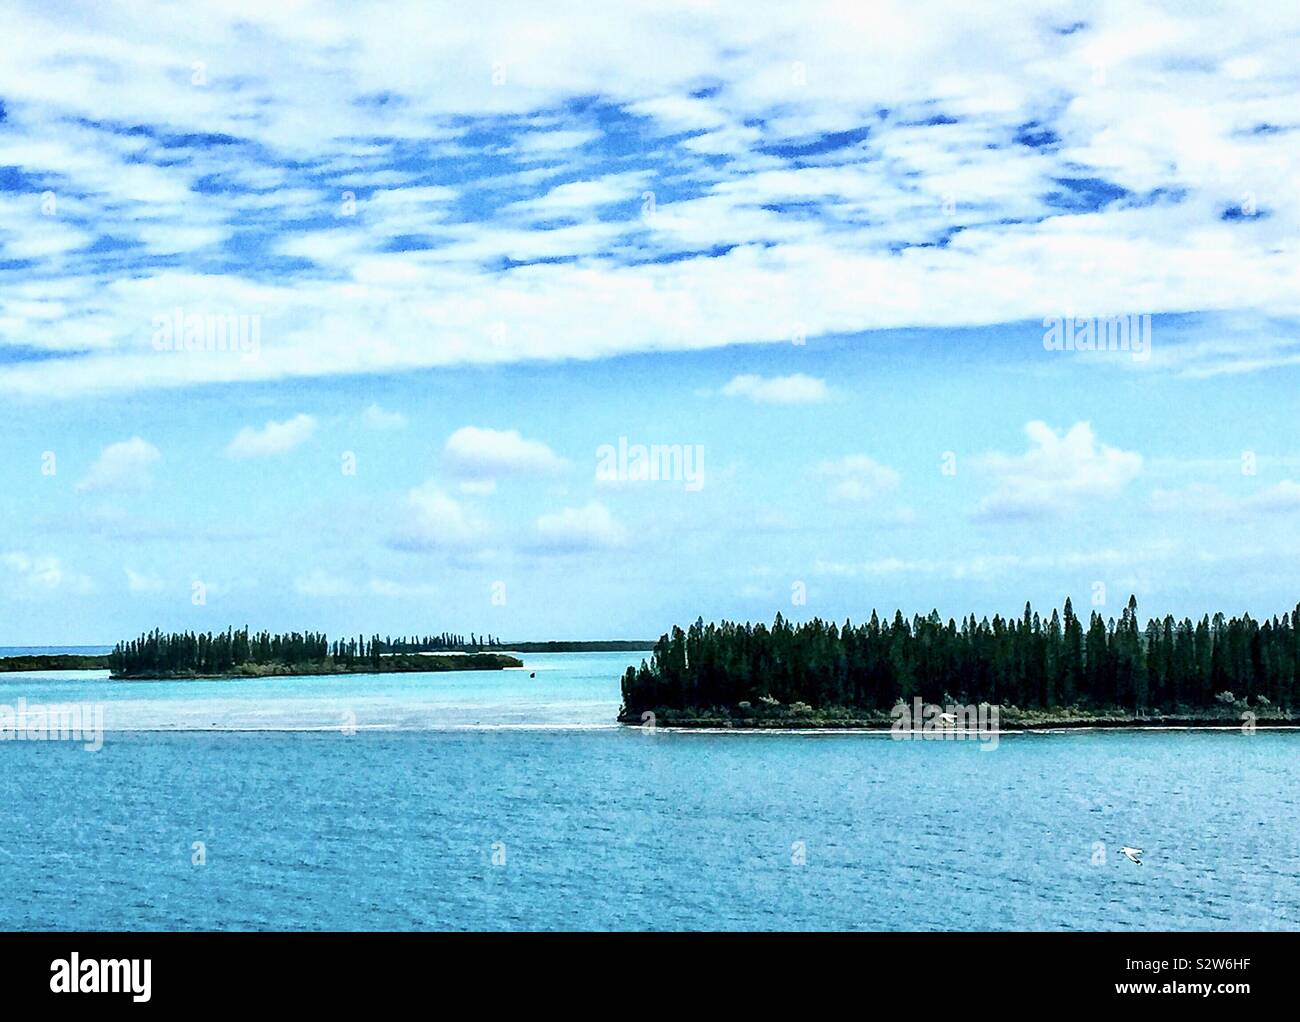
[2,1,1299,643]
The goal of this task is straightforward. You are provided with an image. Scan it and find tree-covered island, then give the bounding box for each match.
[0,653,111,672]
[105,628,521,679]
[620,598,1300,729]
[0,631,653,678]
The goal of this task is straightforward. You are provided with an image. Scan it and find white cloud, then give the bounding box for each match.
[2,4,1298,397]
[973,421,1142,521]
[815,455,901,505]
[225,414,317,459]
[0,218,92,260]
[721,373,831,405]
[1152,479,1300,518]
[188,576,260,599]
[444,426,565,478]
[389,482,486,552]
[134,223,227,255]
[77,437,160,493]
[531,501,626,553]
[510,171,651,216]
[361,404,407,431]
[512,129,601,155]
[2,552,93,596]
[124,567,165,593]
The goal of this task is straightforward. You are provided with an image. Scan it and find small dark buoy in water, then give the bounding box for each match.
[529,672,536,678]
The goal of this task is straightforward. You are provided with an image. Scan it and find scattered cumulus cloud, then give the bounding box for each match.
[225,414,317,459]
[531,501,626,554]
[815,455,901,505]
[361,404,407,431]
[2,4,1300,631]
[509,170,651,216]
[124,567,166,593]
[444,426,566,478]
[721,374,831,405]
[77,437,160,493]
[972,421,1142,521]
[389,482,487,552]
[2,552,93,596]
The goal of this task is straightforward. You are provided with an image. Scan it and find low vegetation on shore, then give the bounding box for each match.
[620,702,1296,729]
[0,654,111,672]
[499,640,654,653]
[620,599,1299,727]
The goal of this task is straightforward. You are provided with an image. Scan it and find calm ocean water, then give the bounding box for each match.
[0,652,1296,930]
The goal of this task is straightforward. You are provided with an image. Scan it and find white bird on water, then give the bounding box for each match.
[1120,846,1144,866]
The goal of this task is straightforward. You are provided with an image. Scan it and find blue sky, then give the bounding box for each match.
[1,2,1299,643]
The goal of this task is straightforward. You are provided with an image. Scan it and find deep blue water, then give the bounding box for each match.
[0,653,1296,931]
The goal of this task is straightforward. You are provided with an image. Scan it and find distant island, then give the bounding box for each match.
[495,640,654,653]
[0,629,653,678]
[619,599,1299,729]
[0,653,111,672]
[99,629,521,679]
[343,633,654,654]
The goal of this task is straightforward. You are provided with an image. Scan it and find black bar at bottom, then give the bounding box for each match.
[0,931,1290,1009]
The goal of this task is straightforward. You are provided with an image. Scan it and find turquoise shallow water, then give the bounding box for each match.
[0,651,623,730]
[0,653,1296,930]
